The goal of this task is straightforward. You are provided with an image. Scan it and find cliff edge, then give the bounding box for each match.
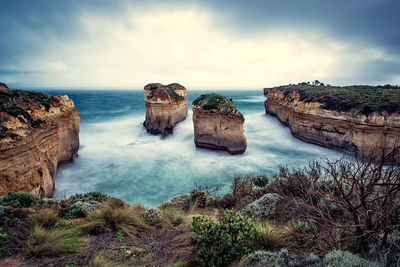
[264,84,400,157]
[0,84,80,197]
[143,83,187,135]
[192,93,247,155]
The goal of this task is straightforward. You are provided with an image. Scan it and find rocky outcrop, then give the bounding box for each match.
[143,83,187,135]
[0,88,80,197]
[192,93,247,155]
[264,88,400,157]
[0,82,10,90]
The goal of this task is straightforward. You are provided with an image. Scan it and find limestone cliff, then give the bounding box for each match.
[0,86,80,197]
[192,93,247,155]
[264,88,400,157]
[143,83,187,135]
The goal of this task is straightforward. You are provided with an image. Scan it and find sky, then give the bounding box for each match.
[0,0,399,89]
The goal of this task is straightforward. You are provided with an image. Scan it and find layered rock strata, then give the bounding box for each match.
[264,88,400,157]
[192,93,247,155]
[0,85,80,197]
[143,83,187,135]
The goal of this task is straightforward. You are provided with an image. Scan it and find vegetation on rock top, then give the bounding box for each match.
[266,81,400,115]
[0,89,57,139]
[193,93,244,119]
[147,83,185,101]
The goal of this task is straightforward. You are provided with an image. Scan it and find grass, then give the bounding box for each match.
[192,93,244,119]
[268,84,400,115]
[29,209,59,228]
[87,255,130,267]
[26,225,84,257]
[256,220,286,251]
[81,199,150,236]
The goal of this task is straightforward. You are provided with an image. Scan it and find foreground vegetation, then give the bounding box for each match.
[266,81,400,115]
[0,148,399,266]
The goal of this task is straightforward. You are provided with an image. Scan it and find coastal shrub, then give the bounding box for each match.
[242,193,279,219]
[274,84,400,115]
[26,225,84,257]
[65,200,101,218]
[143,208,162,225]
[318,250,377,267]
[190,191,208,209]
[3,191,39,207]
[240,249,320,267]
[189,210,261,267]
[39,198,61,206]
[159,194,191,211]
[293,219,316,234]
[0,205,11,225]
[264,149,400,254]
[29,209,59,228]
[82,199,150,236]
[69,191,110,203]
[0,228,8,259]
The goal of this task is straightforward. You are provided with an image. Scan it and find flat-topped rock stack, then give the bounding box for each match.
[143,83,187,135]
[192,93,247,155]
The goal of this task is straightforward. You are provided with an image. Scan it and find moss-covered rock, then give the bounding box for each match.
[193,93,244,119]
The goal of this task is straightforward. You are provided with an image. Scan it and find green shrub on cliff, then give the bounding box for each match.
[240,249,320,267]
[270,84,400,115]
[69,191,110,203]
[242,193,279,219]
[2,191,39,207]
[189,210,261,267]
[147,83,185,101]
[192,93,244,119]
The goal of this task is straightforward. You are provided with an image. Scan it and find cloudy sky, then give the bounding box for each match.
[0,0,399,89]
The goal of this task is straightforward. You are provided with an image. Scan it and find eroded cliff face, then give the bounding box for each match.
[192,94,247,155]
[0,87,80,197]
[264,88,400,157]
[143,83,187,135]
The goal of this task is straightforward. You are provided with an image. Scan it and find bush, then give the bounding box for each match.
[0,228,8,259]
[319,250,377,267]
[143,209,162,225]
[242,193,279,219]
[0,205,11,224]
[69,192,110,203]
[65,200,101,218]
[293,219,316,234]
[3,191,39,207]
[189,210,261,267]
[240,249,320,267]
[26,225,84,257]
[82,199,150,236]
[29,210,59,228]
[159,194,191,211]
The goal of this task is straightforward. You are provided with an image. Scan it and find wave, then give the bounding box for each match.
[54,110,341,207]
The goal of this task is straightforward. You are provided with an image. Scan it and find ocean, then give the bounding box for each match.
[36,89,340,207]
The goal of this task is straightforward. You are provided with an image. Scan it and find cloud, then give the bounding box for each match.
[0,2,399,88]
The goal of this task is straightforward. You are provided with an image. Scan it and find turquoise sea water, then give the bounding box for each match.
[36,89,340,207]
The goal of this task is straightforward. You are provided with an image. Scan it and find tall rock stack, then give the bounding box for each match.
[192,93,247,155]
[143,83,187,135]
